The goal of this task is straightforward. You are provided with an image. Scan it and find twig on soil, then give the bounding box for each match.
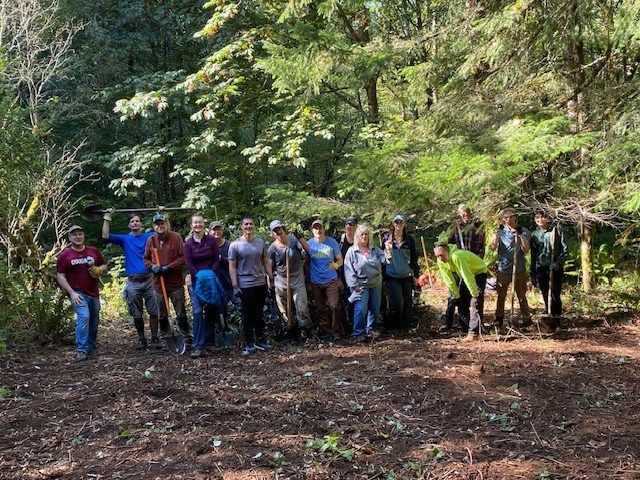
[466,446,473,465]
[530,421,544,446]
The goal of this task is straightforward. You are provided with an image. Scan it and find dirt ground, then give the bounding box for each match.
[1,311,640,480]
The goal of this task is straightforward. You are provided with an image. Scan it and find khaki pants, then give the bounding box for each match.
[495,271,530,324]
[311,279,345,334]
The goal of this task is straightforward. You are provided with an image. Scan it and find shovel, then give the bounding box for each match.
[215,311,236,348]
[152,247,185,356]
[81,203,191,223]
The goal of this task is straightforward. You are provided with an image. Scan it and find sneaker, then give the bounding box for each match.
[136,337,148,350]
[191,349,204,358]
[331,332,342,343]
[150,336,161,349]
[255,340,271,351]
[241,343,257,356]
[462,332,478,342]
[352,335,366,343]
[76,351,89,361]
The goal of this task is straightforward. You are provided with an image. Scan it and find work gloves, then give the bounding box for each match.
[151,265,171,275]
[89,265,105,278]
[232,287,242,308]
[348,289,362,303]
[329,261,340,271]
[103,207,114,222]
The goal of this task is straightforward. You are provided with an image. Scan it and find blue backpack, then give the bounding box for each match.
[194,270,227,306]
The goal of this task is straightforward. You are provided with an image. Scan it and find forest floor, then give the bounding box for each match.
[1,305,640,480]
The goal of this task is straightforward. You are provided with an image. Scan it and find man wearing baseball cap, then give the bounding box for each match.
[56,225,108,360]
[303,219,345,341]
[267,220,312,340]
[143,214,192,348]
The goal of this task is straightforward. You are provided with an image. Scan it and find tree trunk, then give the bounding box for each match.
[580,221,593,292]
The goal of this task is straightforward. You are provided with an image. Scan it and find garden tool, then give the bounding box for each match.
[80,203,191,222]
[152,247,185,356]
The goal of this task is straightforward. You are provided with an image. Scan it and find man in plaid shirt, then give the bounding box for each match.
[442,204,486,332]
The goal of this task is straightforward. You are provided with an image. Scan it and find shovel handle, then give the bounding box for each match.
[152,247,171,313]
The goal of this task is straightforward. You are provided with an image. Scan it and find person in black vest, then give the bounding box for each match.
[337,216,357,331]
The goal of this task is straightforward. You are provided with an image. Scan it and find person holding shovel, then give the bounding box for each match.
[102,211,160,350]
[382,215,420,331]
[531,210,568,323]
[56,225,108,360]
[184,213,221,358]
[228,216,273,356]
[267,220,312,341]
[434,243,488,341]
[143,214,192,349]
[490,208,532,331]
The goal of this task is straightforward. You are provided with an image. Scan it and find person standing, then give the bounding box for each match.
[337,216,357,327]
[383,215,420,331]
[267,220,312,340]
[143,214,191,347]
[490,208,531,329]
[434,243,488,341]
[228,216,273,356]
[209,221,232,299]
[56,225,108,360]
[531,210,568,320]
[443,204,486,332]
[102,211,160,349]
[305,219,345,341]
[184,213,221,358]
[343,225,393,342]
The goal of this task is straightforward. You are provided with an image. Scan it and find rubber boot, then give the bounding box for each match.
[133,317,147,350]
[149,314,161,348]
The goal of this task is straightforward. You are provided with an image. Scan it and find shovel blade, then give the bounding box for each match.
[215,330,235,348]
[165,334,186,356]
[80,203,105,223]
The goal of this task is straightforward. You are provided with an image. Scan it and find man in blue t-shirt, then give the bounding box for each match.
[103,211,159,349]
[303,219,345,341]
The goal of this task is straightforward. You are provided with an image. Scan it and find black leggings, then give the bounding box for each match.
[240,285,267,343]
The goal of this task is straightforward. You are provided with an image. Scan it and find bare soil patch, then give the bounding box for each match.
[2,319,640,479]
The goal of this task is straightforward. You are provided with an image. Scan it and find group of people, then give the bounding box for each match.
[433,205,568,340]
[55,204,567,360]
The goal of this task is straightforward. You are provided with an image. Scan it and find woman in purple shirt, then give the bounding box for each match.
[184,213,220,358]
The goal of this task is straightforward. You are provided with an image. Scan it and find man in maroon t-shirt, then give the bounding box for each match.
[56,225,108,360]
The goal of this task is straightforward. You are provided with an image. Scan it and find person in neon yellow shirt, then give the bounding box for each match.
[434,243,488,341]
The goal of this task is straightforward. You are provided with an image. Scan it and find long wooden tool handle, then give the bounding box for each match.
[152,247,172,315]
[285,248,292,328]
[420,236,434,288]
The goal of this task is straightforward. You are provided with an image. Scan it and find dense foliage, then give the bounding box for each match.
[1,0,639,343]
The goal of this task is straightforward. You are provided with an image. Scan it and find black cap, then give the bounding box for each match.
[345,216,357,225]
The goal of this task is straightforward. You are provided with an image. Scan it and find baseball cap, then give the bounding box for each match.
[68,225,84,234]
[153,213,167,223]
[209,221,224,229]
[311,219,324,228]
[269,220,284,231]
[393,214,405,222]
[345,216,357,225]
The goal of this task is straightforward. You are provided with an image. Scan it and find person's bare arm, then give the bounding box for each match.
[56,272,82,305]
[229,259,238,289]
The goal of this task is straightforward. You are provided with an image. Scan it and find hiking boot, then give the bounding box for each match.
[76,351,89,361]
[365,330,380,340]
[241,343,257,356]
[331,332,343,343]
[191,349,204,358]
[136,337,148,350]
[462,332,478,342]
[255,340,271,351]
[352,334,366,343]
[150,336,161,349]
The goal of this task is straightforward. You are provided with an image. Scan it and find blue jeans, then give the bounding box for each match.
[188,285,218,350]
[74,292,100,353]
[352,286,382,337]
